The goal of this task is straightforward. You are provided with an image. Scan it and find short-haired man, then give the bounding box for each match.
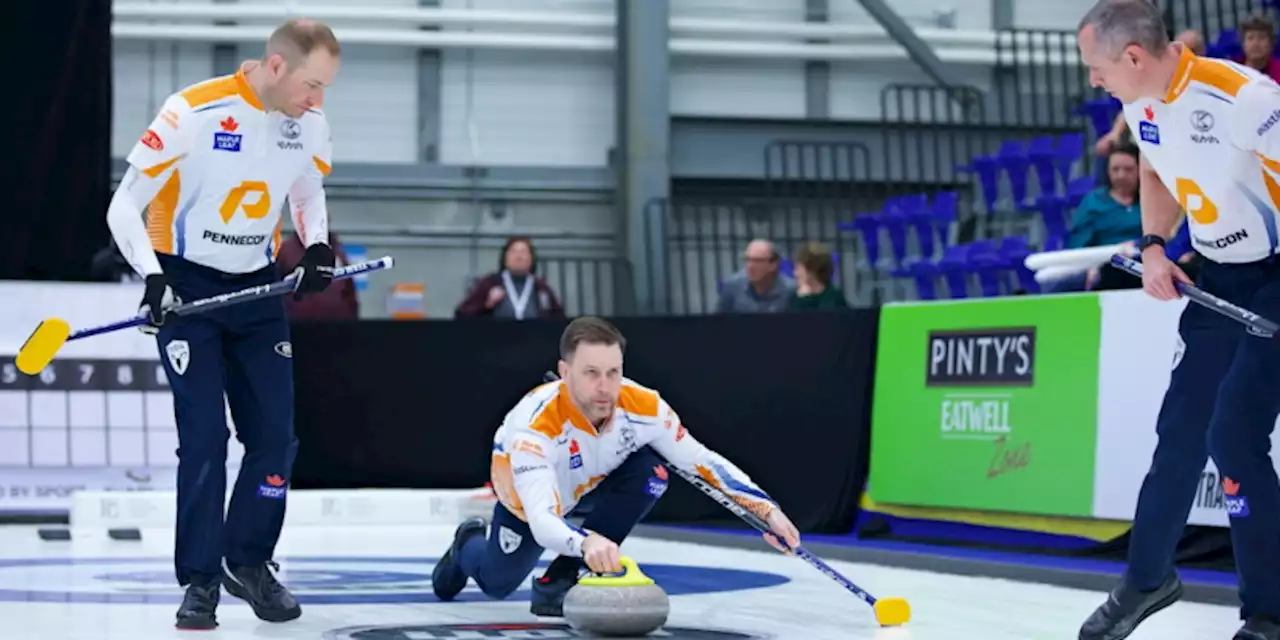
[431,316,802,616]
[105,18,342,630]
[715,239,796,313]
[1094,28,1205,155]
[1077,2,1280,638]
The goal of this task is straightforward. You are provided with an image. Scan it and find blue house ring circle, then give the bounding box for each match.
[0,556,791,604]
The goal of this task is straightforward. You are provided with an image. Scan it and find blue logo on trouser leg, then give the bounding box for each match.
[258,475,287,499]
[1226,495,1250,517]
[1225,477,1250,517]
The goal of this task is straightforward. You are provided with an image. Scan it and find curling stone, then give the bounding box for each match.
[563,556,670,637]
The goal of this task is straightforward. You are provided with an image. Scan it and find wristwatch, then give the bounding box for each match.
[1138,234,1167,252]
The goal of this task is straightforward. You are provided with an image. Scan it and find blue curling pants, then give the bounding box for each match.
[457,446,668,599]
[1124,256,1280,619]
[156,255,299,586]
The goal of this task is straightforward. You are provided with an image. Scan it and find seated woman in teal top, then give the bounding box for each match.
[1067,145,1141,249]
[1044,145,1142,293]
[788,242,850,310]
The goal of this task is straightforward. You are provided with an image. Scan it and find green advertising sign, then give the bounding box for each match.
[868,294,1101,517]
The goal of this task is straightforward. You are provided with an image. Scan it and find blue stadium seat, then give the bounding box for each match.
[967,236,1040,297]
[1066,175,1097,208]
[891,260,941,300]
[1075,97,1121,139]
[999,235,1040,293]
[908,191,958,260]
[1208,29,1241,60]
[970,248,1005,297]
[1027,135,1059,196]
[847,213,883,268]
[1053,132,1086,186]
[838,196,919,269]
[938,243,976,299]
[879,205,912,268]
[1020,195,1070,252]
[956,155,1000,214]
[996,140,1031,207]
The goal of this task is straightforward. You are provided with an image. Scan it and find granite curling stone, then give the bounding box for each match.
[563,556,670,637]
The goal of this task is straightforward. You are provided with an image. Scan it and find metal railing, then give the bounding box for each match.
[879,84,989,186]
[642,143,878,314]
[538,256,632,318]
[1161,0,1275,44]
[762,141,871,301]
[644,198,749,316]
[992,29,1091,130]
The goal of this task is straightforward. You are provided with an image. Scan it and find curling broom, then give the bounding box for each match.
[541,371,910,626]
[14,256,395,375]
[1110,254,1280,337]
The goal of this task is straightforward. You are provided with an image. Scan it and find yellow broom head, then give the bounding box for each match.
[15,319,71,375]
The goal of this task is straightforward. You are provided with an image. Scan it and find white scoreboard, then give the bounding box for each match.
[0,281,242,515]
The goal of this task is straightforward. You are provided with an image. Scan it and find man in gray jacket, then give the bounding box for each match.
[715,239,796,313]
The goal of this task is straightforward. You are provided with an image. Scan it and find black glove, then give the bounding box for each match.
[139,273,178,335]
[292,242,335,298]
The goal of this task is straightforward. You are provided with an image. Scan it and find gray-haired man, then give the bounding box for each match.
[1077,2,1280,639]
[715,239,796,313]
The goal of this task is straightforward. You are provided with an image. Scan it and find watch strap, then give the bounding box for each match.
[1138,234,1167,252]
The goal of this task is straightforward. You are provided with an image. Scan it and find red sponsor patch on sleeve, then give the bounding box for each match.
[140,129,164,151]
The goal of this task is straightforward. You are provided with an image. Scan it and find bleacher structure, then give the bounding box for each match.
[764,20,1277,306]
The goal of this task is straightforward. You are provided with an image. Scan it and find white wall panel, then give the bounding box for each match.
[828,0,992,31]
[438,49,614,166]
[669,0,807,118]
[111,40,213,158]
[1013,0,1097,31]
[321,43,419,164]
[670,0,804,21]
[112,0,1093,166]
[671,59,806,118]
[291,0,420,163]
[436,0,613,166]
[112,0,419,163]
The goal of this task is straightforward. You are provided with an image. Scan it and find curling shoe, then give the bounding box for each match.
[1078,573,1182,640]
[530,573,578,617]
[175,578,220,630]
[432,516,488,601]
[222,560,301,623]
[1236,616,1280,640]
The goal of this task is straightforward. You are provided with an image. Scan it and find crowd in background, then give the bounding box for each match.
[79,12,1280,317]
[1049,15,1277,293]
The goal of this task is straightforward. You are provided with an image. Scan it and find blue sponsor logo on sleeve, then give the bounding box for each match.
[1139,121,1161,145]
[1258,109,1280,137]
[214,132,242,152]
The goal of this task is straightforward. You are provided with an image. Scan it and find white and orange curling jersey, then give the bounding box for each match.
[490,379,777,557]
[1124,44,1280,263]
[108,67,332,276]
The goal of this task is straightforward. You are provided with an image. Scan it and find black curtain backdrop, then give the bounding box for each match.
[289,312,879,534]
[4,2,114,281]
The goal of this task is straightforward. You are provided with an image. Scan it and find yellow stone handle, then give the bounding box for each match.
[577,556,655,587]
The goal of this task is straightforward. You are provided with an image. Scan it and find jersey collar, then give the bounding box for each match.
[234,67,266,111]
[556,385,602,437]
[1162,43,1197,104]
